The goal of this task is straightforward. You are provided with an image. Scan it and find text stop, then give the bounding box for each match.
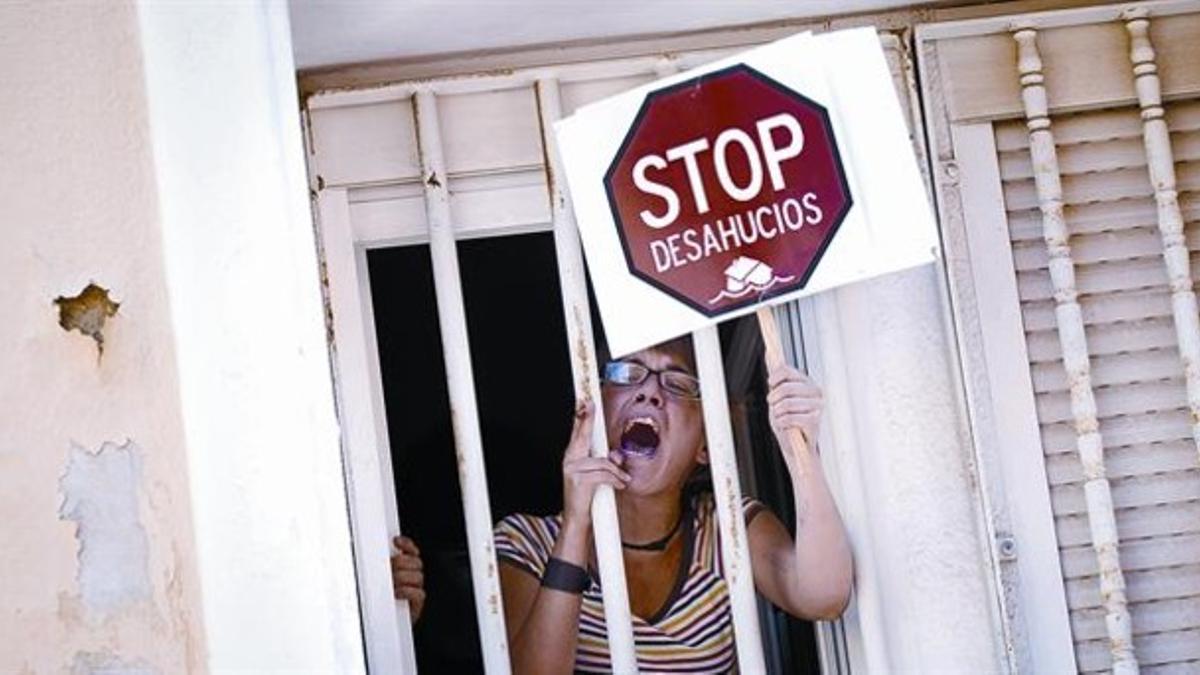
[604,63,852,316]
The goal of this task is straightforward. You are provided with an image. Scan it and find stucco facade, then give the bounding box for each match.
[0,3,205,671]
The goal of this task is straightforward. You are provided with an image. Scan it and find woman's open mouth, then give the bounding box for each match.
[620,417,661,458]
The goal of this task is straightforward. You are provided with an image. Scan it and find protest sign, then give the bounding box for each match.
[555,28,938,359]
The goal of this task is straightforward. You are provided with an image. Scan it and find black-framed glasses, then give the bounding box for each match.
[603,361,701,400]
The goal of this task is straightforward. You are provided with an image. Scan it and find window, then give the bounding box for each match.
[920,3,1200,671]
[308,18,1001,675]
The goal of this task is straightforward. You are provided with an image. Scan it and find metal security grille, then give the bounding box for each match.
[921,2,1200,671]
[307,27,922,675]
[308,52,770,674]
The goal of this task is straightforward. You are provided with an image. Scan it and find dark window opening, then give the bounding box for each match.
[367,232,819,673]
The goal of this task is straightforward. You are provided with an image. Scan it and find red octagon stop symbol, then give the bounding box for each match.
[604,64,852,316]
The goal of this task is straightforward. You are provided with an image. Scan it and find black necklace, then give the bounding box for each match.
[621,512,685,552]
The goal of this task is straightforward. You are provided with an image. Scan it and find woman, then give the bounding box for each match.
[492,336,853,673]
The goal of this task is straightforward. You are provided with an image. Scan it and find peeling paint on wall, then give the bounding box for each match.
[54,283,120,355]
[58,440,152,618]
[71,650,157,675]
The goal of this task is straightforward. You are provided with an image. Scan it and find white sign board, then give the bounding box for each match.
[555,28,938,357]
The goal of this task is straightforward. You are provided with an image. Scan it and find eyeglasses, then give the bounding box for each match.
[603,361,701,400]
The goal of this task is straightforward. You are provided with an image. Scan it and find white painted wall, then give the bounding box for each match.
[2,1,364,671]
[0,2,206,671]
[805,264,1006,673]
[136,1,365,670]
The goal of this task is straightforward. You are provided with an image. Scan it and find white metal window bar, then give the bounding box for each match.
[316,187,418,672]
[646,55,768,674]
[693,327,769,673]
[1123,8,1200,461]
[535,76,639,673]
[1012,25,1138,674]
[413,89,512,674]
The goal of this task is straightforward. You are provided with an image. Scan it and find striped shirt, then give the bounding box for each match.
[494,492,766,673]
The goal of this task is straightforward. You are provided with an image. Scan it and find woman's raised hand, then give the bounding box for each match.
[561,400,630,530]
[766,362,824,454]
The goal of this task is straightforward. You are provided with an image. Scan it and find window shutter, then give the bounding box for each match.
[921,4,1200,672]
[998,99,1200,672]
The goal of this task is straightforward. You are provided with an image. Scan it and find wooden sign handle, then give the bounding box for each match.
[755,307,812,477]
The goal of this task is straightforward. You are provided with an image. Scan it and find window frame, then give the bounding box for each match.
[306,17,1011,674]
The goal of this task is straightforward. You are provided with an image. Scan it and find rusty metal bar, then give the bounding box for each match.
[413,89,512,674]
[693,325,768,673]
[1123,8,1200,463]
[642,58,770,671]
[317,187,418,673]
[1012,26,1138,675]
[535,77,640,674]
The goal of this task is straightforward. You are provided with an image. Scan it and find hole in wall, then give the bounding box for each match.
[54,283,120,355]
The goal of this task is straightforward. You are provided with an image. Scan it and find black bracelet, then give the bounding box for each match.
[541,557,590,594]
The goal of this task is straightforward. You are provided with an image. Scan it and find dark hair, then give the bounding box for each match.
[595,333,698,377]
[682,463,713,504]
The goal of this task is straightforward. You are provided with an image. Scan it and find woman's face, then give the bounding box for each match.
[601,345,706,498]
